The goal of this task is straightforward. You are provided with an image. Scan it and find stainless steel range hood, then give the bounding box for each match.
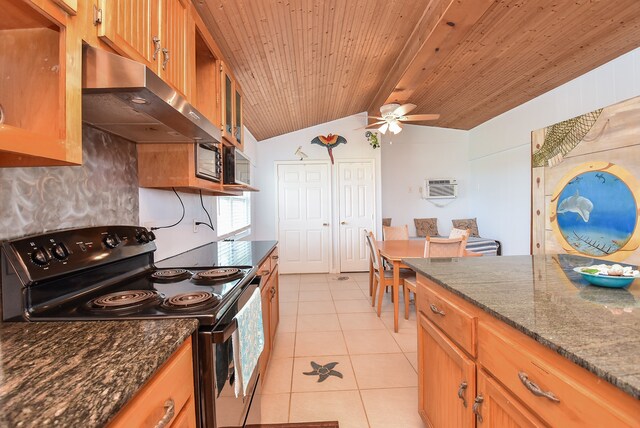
[82,45,221,144]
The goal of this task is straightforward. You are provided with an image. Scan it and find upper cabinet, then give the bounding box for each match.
[0,0,82,167]
[97,0,192,98]
[220,62,244,150]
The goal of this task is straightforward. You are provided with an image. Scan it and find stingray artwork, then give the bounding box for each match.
[311,134,347,164]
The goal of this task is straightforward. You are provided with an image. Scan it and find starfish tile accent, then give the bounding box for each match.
[303,361,343,382]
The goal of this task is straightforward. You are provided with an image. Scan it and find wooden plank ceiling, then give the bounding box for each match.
[196,0,640,141]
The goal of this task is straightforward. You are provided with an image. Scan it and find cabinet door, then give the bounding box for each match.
[98,0,159,69]
[234,86,243,149]
[159,0,190,97]
[475,369,545,428]
[220,62,235,143]
[258,280,272,383]
[269,269,279,341]
[418,314,475,428]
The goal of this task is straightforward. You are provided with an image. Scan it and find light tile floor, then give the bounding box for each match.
[246,272,424,428]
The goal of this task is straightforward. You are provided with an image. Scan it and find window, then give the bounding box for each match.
[217,192,251,237]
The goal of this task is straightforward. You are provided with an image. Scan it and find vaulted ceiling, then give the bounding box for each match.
[195,0,640,141]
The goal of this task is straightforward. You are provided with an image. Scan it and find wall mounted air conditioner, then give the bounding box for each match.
[425,179,457,199]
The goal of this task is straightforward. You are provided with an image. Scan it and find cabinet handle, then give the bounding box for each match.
[472,395,483,423]
[322,223,329,226]
[162,48,170,70]
[271,255,279,260]
[152,36,161,60]
[518,371,560,403]
[340,221,347,225]
[270,287,276,300]
[457,381,468,407]
[154,398,175,428]
[429,303,445,316]
[261,269,270,276]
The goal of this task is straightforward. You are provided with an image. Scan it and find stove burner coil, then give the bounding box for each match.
[191,268,242,284]
[150,268,192,282]
[161,291,221,311]
[88,290,162,311]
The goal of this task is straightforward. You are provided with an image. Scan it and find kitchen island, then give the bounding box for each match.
[404,254,640,427]
[0,318,198,427]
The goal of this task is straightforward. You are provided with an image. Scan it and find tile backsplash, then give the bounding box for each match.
[0,126,139,241]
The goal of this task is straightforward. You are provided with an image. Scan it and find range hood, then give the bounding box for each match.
[82,45,221,144]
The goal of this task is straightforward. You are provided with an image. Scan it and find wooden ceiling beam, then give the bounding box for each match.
[366,0,495,119]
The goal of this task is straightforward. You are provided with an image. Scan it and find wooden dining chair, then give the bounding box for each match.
[365,231,413,316]
[382,225,409,240]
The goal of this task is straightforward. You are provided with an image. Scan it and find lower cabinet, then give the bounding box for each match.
[258,247,280,384]
[416,274,640,428]
[419,313,475,428]
[475,369,545,428]
[108,337,196,428]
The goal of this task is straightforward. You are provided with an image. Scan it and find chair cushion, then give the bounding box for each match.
[452,218,480,237]
[414,218,439,237]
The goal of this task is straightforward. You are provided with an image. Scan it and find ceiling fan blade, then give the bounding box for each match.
[379,122,389,134]
[356,121,386,130]
[393,103,417,116]
[401,114,441,121]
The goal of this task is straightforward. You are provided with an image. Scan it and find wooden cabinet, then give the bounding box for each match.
[137,143,240,196]
[475,369,544,428]
[419,313,475,428]
[108,338,196,428]
[0,0,82,167]
[416,274,640,428]
[257,247,280,384]
[98,0,192,97]
[220,62,244,150]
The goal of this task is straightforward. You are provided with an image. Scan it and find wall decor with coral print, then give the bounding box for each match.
[531,96,640,264]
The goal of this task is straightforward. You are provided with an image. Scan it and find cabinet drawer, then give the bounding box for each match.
[478,322,638,428]
[417,278,476,356]
[108,338,195,428]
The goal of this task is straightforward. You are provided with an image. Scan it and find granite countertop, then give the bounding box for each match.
[155,240,278,271]
[0,319,198,428]
[403,254,640,400]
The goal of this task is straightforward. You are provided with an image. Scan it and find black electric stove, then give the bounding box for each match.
[0,225,255,327]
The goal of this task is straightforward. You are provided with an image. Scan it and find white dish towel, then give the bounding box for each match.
[232,287,265,397]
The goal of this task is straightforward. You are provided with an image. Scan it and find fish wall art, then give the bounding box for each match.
[532,96,640,264]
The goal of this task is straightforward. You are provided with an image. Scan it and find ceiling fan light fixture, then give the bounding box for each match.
[389,120,402,134]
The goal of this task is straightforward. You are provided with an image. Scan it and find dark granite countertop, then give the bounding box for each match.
[403,254,640,400]
[0,319,198,428]
[156,240,278,271]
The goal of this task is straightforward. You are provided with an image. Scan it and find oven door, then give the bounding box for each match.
[198,283,260,428]
[196,143,221,182]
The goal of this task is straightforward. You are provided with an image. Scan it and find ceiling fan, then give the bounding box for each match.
[365,103,440,134]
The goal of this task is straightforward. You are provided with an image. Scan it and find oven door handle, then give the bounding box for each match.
[211,282,258,343]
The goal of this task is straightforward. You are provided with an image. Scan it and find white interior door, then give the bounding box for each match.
[338,161,375,272]
[277,163,331,274]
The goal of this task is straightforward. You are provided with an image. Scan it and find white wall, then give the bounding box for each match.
[253,112,382,271]
[139,126,260,261]
[380,125,470,237]
[468,47,640,255]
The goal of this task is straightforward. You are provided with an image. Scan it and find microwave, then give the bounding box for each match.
[223,146,251,186]
[195,143,222,182]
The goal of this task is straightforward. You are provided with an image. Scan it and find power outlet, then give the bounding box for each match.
[193,219,199,233]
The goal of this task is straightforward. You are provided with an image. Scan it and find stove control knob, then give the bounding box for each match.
[136,230,150,244]
[31,247,50,266]
[51,242,70,261]
[103,234,121,249]
[147,230,156,241]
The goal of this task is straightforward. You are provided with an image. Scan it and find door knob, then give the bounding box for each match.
[340,221,347,225]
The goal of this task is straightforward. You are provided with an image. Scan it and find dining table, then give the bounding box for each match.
[372,239,482,332]
[374,239,425,332]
